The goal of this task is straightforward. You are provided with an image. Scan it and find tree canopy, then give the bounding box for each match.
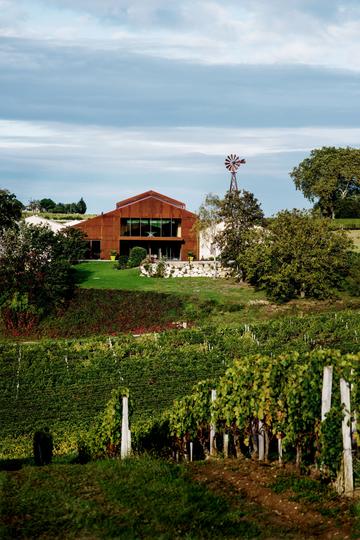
[0,189,23,232]
[290,146,360,218]
[0,223,88,331]
[216,190,264,272]
[240,210,352,302]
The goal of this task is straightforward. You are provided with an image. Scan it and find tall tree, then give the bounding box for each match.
[76,197,87,214]
[290,146,360,218]
[0,189,23,232]
[216,190,264,274]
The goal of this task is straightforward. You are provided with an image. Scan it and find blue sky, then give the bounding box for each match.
[1,1,360,215]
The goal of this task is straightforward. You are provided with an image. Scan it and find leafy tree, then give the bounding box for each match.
[27,199,41,212]
[197,193,222,262]
[39,198,56,212]
[240,210,352,302]
[53,202,65,213]
[0,223,75,327]
[332,195,360,218]
[76,197,87,214]
[0,189,23,232]
[216,190,264,274]
[58,227,88,263]
[290,147,360,218]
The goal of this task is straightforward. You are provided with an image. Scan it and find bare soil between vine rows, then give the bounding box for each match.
[190,459,356,539]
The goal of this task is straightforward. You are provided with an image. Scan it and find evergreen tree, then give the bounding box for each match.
[76,197,87,214]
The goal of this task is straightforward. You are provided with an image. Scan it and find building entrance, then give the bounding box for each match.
[120,240,183,260]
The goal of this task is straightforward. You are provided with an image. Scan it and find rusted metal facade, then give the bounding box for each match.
[73,190,198,261]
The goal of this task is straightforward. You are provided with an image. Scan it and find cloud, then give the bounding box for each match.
[1,1,360,70]
[1,37,360,130]
[2,119,360,214]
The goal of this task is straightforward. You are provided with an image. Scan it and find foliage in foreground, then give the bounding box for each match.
[0,224,88,333]
[1,310,359,458]
[241,210,352,302]
[0,189,23,232]
[167,349,359,475]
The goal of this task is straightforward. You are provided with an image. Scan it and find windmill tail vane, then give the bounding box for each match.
[224,154,246,192]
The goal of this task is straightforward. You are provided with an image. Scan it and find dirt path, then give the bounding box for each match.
[190,459,355,539]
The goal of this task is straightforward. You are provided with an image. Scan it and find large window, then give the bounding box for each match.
[120,218,181,237]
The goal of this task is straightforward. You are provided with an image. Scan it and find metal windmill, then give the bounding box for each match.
[224,154,246,192]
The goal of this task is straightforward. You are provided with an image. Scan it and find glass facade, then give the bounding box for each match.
[120,218,181,237]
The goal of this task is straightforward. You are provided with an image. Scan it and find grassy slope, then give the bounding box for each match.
[75,261,265,304]
[74,261,360,327]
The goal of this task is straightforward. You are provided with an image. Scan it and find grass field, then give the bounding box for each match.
[73,261,360,326]
[75,261,266,304]
[1,457,358,539]
[0,458,262,539]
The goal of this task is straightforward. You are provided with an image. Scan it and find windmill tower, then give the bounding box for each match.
[224,154,246,192]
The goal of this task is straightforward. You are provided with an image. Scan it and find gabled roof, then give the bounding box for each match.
[116,190,186,210]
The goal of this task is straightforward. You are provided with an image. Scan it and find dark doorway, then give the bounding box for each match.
[85,240,101,259]
[119,240,183,260]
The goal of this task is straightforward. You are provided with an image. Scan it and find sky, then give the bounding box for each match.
[1,1,360,215]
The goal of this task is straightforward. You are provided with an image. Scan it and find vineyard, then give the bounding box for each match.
[1,310,359,461]
[167,349,359,479]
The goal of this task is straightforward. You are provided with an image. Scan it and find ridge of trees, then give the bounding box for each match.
[27,196,87,214]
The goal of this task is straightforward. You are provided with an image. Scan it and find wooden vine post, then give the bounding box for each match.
[321,366,354,496]
[121,395,131,459]
[340,378,354,496]
[321,366,333,421]
[210,389,217,457]
[223,433,229,459]
[258,420,265,461]
[320,365,333,475]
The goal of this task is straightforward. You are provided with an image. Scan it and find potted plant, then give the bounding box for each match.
[187,251,194,262]
[110,249,117,261]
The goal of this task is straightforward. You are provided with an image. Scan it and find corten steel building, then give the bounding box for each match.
[73,190,198,261]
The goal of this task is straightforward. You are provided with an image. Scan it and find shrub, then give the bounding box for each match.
[116,255,129,270]
[127,246,147,268]
[342,252,360,296]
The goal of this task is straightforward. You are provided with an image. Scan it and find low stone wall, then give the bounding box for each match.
[140,260,229,278]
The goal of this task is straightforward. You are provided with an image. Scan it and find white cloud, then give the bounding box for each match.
[1,119,360,173]
[1,1,360,70]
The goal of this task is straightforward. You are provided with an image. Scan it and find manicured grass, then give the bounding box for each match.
[1,458,263,539]
[75,261,266,304]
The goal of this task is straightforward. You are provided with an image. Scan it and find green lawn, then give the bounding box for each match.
[75,261,266,304]
[72,261,360,328]
[1,458,263,539]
